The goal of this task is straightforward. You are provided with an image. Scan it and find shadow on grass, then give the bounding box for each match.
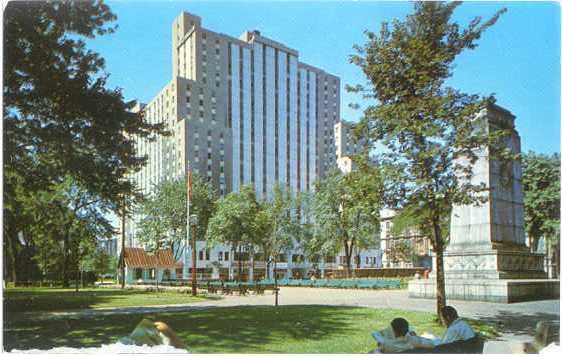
[166,305,360,353]
[4,287,207,313]
[4,305,379,353]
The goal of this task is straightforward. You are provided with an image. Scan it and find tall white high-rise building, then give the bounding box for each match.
[124,11,346,280]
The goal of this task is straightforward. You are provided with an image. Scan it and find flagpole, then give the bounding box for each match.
[185,161,190,280]
[188,165,197,296]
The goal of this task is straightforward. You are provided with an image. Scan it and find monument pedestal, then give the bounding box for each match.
[409,246,559,302]
[409,277,559,303]
[409,105,560,303]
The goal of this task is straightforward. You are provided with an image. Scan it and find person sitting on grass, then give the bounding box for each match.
[373,317,435,353]
[439,306,476,345]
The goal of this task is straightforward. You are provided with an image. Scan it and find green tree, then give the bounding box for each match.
[310,160,382,277]
[522,152,560,276]
[89,249,118,283]
[349,1,507,322]
[16,176,114,287]
[259,184,301,279]
[3,0,165,283]
[137,175,217,261]
[206,185,261,280]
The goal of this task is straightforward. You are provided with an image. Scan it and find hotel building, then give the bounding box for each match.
[121,11,346,281]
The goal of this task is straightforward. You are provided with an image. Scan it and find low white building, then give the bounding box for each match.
[118,247,183,284]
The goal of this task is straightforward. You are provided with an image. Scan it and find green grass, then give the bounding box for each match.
[4,287,214,312]
[3,305,498,353]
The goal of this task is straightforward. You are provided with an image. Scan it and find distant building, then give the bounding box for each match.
[333,120,383,270]
[98,237,118,257]
[379,209,432,268]
[334,120,362,173]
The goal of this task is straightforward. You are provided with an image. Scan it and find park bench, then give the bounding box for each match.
[206,281,219,294]
[253,283,265,295]
[238,284,249,296]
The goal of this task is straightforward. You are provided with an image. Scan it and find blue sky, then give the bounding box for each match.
[89,0,560,154]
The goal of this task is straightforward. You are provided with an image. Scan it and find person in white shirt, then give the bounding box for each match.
[440,306,476,344]
[375,317,435,353]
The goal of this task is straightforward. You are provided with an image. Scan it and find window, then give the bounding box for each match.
[292,254,304,263]
[225,252,229,261]
[199,250,204,260]
[206,249,210,260]
[135,268,143,280]
[218,252,223,261]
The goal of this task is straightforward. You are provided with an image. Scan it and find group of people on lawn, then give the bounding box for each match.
[121,305,476,353]
[373,306,477,353]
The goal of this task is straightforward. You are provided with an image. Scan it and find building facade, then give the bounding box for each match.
[122,11,345,280]
[379,209,432,268]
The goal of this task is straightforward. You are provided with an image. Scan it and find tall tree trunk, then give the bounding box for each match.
[121,204,126,289]
[552,241,560,279]
[228,244,234,281]
[62,232,70,288]
[5,226,18,283]
[75,261,80,292]
[344,237,354,278]
[238,244,243,281]
[432,218,446,324]
[250,248,255,282]
[274,257,279,307]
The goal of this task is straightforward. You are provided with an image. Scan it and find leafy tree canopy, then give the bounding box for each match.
[522,152,560,251]
[4,0,166,213]
[309,157,383,274]
[349,1,507,320]
[3,0,166,282]
[136,175,217,260]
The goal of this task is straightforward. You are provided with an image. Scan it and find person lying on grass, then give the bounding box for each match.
[372,317,435,353]
[121,318,186,349]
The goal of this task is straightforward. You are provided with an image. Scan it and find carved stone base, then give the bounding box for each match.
[408,278,559,303]
[439,248,546,280]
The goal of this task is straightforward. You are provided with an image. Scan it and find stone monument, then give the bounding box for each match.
[409,104,559,302]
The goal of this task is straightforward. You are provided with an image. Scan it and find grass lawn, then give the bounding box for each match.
[4,287,214,312]
[4,305,498,353]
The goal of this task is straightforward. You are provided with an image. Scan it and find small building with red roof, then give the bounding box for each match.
[118,247,183,284]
